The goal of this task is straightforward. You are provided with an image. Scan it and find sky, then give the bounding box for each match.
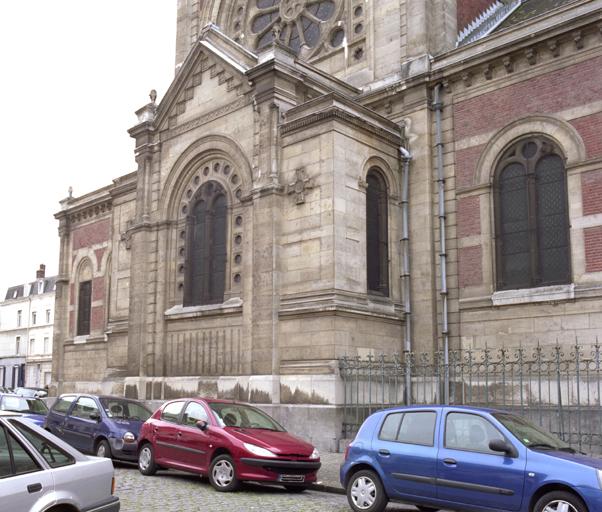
[0,1,177,295]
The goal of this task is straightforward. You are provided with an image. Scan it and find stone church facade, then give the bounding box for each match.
[53,0,602,447]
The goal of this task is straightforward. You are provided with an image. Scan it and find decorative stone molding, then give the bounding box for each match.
[286,168,315,204]
[67,200,112,226]
[492,284,575,306]
[502,56,514,73]
[525,48,537,65]
[547,39,560,57]
[573,29,584,50]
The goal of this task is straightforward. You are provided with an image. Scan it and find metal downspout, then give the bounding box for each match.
[399,145,412,404]
[434,84,450,404]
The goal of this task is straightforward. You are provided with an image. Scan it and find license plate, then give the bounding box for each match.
[279,474,305,483]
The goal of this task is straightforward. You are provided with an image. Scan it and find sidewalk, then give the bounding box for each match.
[313,452,345,494]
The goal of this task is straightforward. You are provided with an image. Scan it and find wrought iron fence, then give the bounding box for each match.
[339,341,602,454]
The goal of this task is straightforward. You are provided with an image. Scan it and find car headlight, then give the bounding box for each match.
[123,431,136,443]
[597,469,602,489]
[243,443,277,458]
[310,448,319,460]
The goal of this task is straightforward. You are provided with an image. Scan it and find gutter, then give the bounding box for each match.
[433,84,450,405]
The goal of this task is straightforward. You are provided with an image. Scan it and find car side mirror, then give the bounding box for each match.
[489,439,517,457]
[196,420,208,431]
[89,412,101,422]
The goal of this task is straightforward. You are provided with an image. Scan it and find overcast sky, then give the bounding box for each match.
[0,1,176,295]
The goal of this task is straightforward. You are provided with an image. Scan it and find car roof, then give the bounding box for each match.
[58,393,141,401]
[0,410,20,417]
[377,404,501,414]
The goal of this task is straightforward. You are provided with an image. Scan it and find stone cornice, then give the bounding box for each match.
[281,93,402,146]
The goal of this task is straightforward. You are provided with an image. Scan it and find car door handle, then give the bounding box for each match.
[27,483,42,494]
[177,431,182,437]
[378,449,391,456]
[443,458,457,465]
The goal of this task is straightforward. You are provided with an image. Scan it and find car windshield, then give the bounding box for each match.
[99,398,152,421]
[494,413,572,451]
[1,395,48,414]
[209,403,285,431]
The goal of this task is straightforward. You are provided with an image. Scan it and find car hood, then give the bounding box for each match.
[228,428,315,456]
[534,449,602,470]
[108,418,145,435]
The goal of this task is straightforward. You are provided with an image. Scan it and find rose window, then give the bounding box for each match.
[248,0,338,55]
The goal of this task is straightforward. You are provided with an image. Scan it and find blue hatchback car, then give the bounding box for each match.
[0,393,48,427]
[45,393,153,461]
[341,405,602,512]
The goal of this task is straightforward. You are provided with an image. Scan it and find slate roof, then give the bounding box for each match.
[496,0,577,31]
[4,277,57,301]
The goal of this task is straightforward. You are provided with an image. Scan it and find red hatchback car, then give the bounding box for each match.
[137,398,321,492]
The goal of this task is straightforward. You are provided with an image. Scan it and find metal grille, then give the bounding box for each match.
[340,341,602,454]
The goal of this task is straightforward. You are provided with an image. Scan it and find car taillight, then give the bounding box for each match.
[111,476,116,495]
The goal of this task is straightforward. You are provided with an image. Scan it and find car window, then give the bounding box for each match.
[52,395,76,414]
[445,412,505,455]
[1,396,48,414]
[0,426,11,478]
[99,398,152,422]
[161,401,185,423]
[182,402,209,427]
[4,427,40,476]
[208,403,285,431]
[379,413,402,441]
[9,420,75,469]
[397,412,437,446]
[71,397,99,420]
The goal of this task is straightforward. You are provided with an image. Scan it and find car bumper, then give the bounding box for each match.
[83,496,120,512]
[109,438,138,461]
[237,458,321,485]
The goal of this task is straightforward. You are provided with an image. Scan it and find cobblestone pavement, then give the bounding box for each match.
[114,462,420,512]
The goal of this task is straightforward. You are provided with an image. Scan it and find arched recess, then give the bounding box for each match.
[476,116,586,187]
[365,167,390,297]
[361,156,400,198]
[75,258,93,337]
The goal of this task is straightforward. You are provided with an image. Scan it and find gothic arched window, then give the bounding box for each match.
[184,181,228,306]
[366,168,389,296]
[494,137,571,290]
[76,260,93,336]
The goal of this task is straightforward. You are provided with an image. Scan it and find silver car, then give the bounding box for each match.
[0,410,120,512]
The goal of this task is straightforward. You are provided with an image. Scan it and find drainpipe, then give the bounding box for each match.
[399,144,412,404]
[434,83,450,405]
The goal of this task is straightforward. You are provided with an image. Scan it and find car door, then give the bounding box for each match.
[45,395,76,438]
[62,396,100,453]
[176,401,212,472]
[153,400,186,466]
[0,422,54,512]
[437,410,526,511]
[372,409,439,500]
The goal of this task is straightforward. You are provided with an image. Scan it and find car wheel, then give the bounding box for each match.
[347,469,388,512]
[138,444,157,476]
[95,439,112,459]
[533,491,587,512]
[284,485,308,493]
[209,454,240,492]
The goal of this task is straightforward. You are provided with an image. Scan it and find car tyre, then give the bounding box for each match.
[347,469,388,512]
[138,443,158,476]
[284,485,308,493]
[209,454,240,492]
[533,491,587,512]
[95,439,112,459]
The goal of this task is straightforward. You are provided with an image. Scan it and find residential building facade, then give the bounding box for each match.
[0,265,56,388]
[52,0,602,448]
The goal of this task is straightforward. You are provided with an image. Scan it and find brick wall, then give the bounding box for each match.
[456,144,485,189]
[571,111,602,160]
[457,196,481,237]
[585,226,602,273]
[72,219,111,250]
[582,170,602,216]
[457,0,497,32]
[458,245,483,287]
[454,56,602,141]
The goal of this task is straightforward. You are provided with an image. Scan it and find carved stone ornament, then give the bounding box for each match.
[286,168,315,204]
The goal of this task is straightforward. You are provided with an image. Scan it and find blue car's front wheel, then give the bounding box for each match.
[346,470,387,512]
[533,491,587,512]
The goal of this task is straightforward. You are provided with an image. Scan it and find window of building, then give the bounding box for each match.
[29,339,35,355]
[366,168,389,296]
[77,281,92,336]
[494,137,571,290]
[31,312,36,325]
[17,310,21,327]
[15,337,21,355]
[184,181,228,307]
[44,337,50,354]
[38,281,43,294]
[46,309,51,324]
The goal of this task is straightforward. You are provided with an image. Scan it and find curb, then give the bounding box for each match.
[310,483,345,495]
